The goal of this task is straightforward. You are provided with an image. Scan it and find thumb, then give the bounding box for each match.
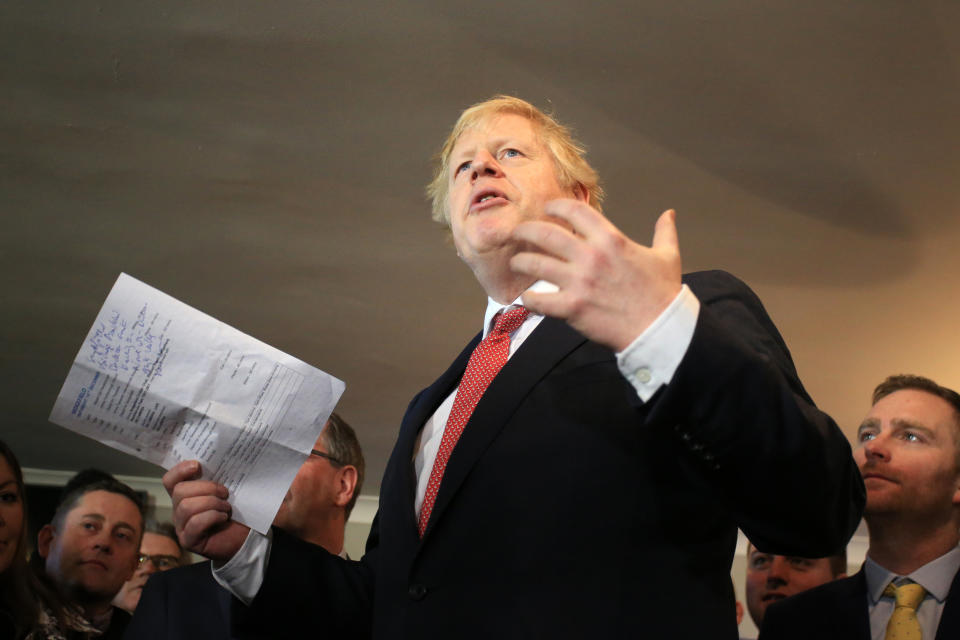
[651,209,679,253]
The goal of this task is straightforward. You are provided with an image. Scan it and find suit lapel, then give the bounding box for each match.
[935,567,960,640]
[381,333,481,542]
[419,317,586,542]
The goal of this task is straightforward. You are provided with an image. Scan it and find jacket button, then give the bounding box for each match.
[408,584,428,601]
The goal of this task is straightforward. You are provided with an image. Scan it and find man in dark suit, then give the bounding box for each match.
[164,95,864,638]
[124,414,363,639]
[760,374,960,639]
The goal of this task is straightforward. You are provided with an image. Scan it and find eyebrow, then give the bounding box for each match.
[857,417,935,435]
[890,417,935,435]
[79,512,138,532]
[0,480,17,489]
[80,513,106,521]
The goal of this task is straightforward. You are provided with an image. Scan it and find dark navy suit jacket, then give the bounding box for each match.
[124,561,236,640]
[760,567,960,640]
[229,270,862,639]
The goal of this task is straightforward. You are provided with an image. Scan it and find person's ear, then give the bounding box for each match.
[572,182,589,204]
[36,524,55,560]
[334,466,358,511]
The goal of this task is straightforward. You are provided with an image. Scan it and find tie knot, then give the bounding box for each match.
[490,306,529,337]
[884,581,927,611]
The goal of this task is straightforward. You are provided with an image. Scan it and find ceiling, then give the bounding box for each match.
[3,1,959,497]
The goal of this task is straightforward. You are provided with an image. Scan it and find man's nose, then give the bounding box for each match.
[470,150,502,181]
[92,531,113,553]
[766,556,790,584]
[863,434,890,462]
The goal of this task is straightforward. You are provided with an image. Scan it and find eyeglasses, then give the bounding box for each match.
[310,449,344,467]
[138,554,180,570]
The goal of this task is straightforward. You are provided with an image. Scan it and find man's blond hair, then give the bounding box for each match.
[426,95,604,226]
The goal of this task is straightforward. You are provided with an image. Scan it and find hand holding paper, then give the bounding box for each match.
[50,273,345,534]
[164,460,251,561]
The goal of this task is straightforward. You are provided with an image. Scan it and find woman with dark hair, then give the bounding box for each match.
[0,439,91,639]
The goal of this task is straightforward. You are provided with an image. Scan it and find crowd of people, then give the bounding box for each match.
[0,413,363,639]
[5,377,957,639]
[2,96,958,638]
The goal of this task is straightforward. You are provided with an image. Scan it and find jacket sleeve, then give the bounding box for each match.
[231,527,376,638]
[651,270,865,556]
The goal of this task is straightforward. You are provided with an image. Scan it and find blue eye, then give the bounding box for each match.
[501,148,521,159]
[454,161,471,176]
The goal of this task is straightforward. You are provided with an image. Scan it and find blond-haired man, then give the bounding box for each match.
[164,95,862,638]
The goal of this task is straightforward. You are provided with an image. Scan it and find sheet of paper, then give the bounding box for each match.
[49,273,345,534]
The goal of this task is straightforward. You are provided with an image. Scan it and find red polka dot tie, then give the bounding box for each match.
[417,306,529,538]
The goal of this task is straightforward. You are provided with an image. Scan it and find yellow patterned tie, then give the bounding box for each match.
[883,581,927,640]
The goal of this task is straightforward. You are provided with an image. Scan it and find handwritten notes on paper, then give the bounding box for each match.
[50,274,345,534]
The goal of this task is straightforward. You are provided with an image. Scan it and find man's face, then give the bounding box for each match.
[855,388,960,522]
[111,531,182,612]
[446,113,584,274]
[38,490,142,607]
[745,545,839,626]
[274,429,342,538]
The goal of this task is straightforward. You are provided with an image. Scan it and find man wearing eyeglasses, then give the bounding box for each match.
[112,521,183,613]
[125,413,364,639]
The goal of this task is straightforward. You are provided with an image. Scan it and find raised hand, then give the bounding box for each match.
[510,201,682,352]
[163,460,250,563]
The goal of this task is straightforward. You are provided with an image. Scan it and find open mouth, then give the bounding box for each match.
[471,188,508,209]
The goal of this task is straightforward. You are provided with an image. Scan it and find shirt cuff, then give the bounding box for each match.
[210,527,272,605]
[615,284,700,402]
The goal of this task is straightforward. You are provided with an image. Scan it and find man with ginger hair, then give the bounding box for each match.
[164,95,863,638]
[760,374,960,639]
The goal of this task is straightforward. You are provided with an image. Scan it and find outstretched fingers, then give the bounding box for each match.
[510,202,684,352]
[542,198,617,241]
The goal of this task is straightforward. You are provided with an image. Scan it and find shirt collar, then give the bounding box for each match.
[482,280,554,337]
[865,546,960,603]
